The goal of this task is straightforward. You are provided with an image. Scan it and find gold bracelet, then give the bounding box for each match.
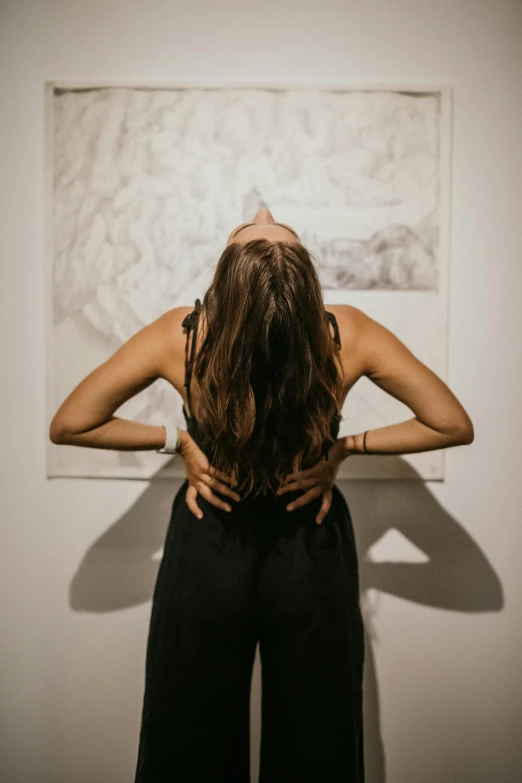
[363,429,372,454]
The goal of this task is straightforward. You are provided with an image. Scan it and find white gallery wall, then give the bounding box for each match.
[1,1,521,781]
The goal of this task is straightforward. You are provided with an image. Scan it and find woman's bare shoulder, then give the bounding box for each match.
[151,306,195,367]
[157,305,194,331]
[327,303,415,371]
[326,304,367,346]
[324,304,370,387]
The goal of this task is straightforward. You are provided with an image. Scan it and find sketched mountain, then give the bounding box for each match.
[313,216,439,291]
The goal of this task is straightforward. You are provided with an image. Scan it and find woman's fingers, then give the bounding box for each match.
[200,472,241,502]
[277,477,317,495]
[186,467,330,520]
[315,489,332,525]
[284,467,315,483]
[208,465,238,487]
[285,486,322,512]
[185,483,203,519]
[196,481,233,512]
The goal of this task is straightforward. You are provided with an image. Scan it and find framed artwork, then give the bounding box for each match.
[45,81,452,480]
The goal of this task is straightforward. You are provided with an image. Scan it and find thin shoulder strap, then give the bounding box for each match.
[326,310,341,349]
[181,298,202,417]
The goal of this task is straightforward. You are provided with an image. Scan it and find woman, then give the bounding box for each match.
[49,207,474,782]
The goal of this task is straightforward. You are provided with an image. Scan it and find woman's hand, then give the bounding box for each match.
[178,430,241,519]
[276,440,353,525]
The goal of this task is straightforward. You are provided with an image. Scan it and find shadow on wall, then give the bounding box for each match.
[69,457,503,783]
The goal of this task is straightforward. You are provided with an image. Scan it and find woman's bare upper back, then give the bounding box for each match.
[155,301,471,439]
[157,303,364,417]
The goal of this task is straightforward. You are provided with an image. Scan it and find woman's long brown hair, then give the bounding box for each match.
[189,238,344,498]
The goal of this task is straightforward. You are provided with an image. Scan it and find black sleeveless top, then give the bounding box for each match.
[181,298,342,464]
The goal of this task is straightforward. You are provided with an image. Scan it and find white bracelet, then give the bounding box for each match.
[156,424,181,454]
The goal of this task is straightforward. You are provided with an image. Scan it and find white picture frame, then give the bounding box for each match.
[44,80,453,481]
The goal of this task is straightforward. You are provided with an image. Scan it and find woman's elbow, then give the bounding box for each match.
[451,417,475,445]
[49,419,70,444]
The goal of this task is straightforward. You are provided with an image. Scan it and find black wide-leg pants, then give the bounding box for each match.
[134,480,365,782]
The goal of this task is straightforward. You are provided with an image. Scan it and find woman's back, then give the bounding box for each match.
[180,298,346,468]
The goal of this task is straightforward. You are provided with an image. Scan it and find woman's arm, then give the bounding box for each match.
[335,306,474,458]
[49,312,179,450]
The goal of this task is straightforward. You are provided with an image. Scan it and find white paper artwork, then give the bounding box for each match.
[45,82,452,480]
